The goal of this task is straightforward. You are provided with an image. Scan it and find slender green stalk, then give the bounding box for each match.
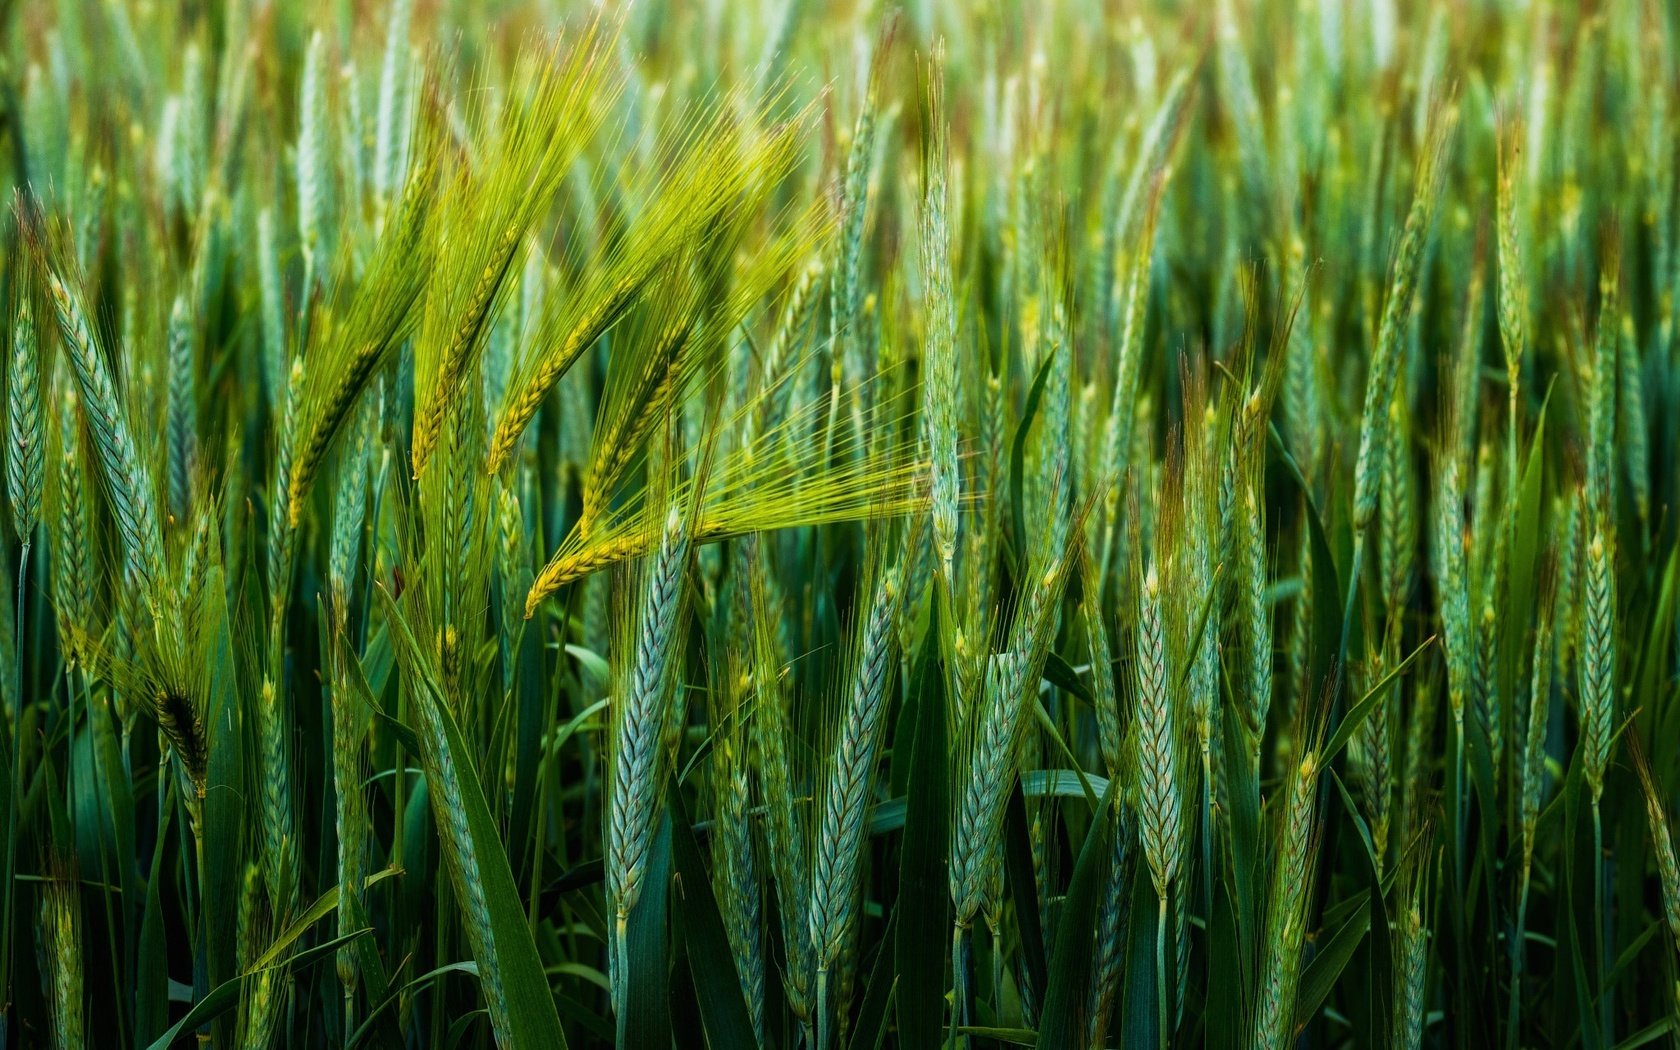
[1156,893,1169,1050]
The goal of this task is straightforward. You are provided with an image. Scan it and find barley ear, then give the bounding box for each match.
[1352,104,1456,531]
[5,295,43,544]
[39,863,84,1050]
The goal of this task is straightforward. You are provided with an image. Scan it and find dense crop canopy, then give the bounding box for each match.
[0,1,1677,1048]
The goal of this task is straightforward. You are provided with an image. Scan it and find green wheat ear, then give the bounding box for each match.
[1254,749,1323,1050]
[921,50,960,589]
[1135,559,1181,903]
[39,858,83,1050]
[1630,733,1680,973]
[30,220,167,602]
[606,496,691,1030]
[1392,836,1433,1049]
[1580,514,1615,805]
[808,551,903,1047]
[1353,103,1457,532]
[6,295,42,544]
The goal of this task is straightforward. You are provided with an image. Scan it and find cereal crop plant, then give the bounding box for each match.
[0,1,1677,1048]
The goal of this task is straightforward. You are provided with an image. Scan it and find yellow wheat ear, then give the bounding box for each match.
[410,21,620,477]
[488,91,817,474]
[290,129,443,527]
[525,377,926,616]
[580,199,832,530]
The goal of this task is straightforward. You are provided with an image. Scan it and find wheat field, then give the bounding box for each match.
[0,0,1677,1047]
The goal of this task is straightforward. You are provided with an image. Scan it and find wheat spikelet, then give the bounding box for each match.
[1434,451,1472,726]
[1099,181,1161,533]
[607,503,689,1007]
[743,256,823,459]
[37,250,166,601]
[1554,490,1583,670]
[808,557,901,1045]
[269,355,304,614]
[1241,480,1273,761]
[52,388,93,663]
[526,388,922,611]
[1473,597,1503,788]
[255,357,305,919]
[411,27,614,474]
[1085,815,1131,1050]
[289,144,438,526]
[829,41,885,404]
[1216,0,1268,224]
[1284,239,1321,477]
[1035,291,1074,552]
[1616,315,1649,525]
[330,626,369,1018]
[1629,735,1680,973]
[1519,590,1555,876]
[164,292,194,521]
[255,675,297,917]
[1135,562,1181,902]
[951,513,1074,929]
[235,864,282,1050]
[297,29,332,282]
[580,300,696,523]
[950,650,1025,927]
[715,544,767,1041]
[171,43,206,216]
[921,53,960,586]
[1449,258,1486,472]
[488,103,808,474]
[1392,861,1431,1049]
[1353,640,1394,869]
[745,536,814,1026]
[1586,246,1619,513]
[257,207,288,404]
[1380,391,1414,615]
[1253,750,1322,1050]
[1495,112,1526,453]
[1580,515,1614,804]
[1352,106,1455,531]
[6,295,42,544]
[1184,409,1222,816]
[329,402,375,610]
[38,865,83,1050]
[1282,521,1312,773]
[372,0,414,215]
[1082,550,1122,777]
